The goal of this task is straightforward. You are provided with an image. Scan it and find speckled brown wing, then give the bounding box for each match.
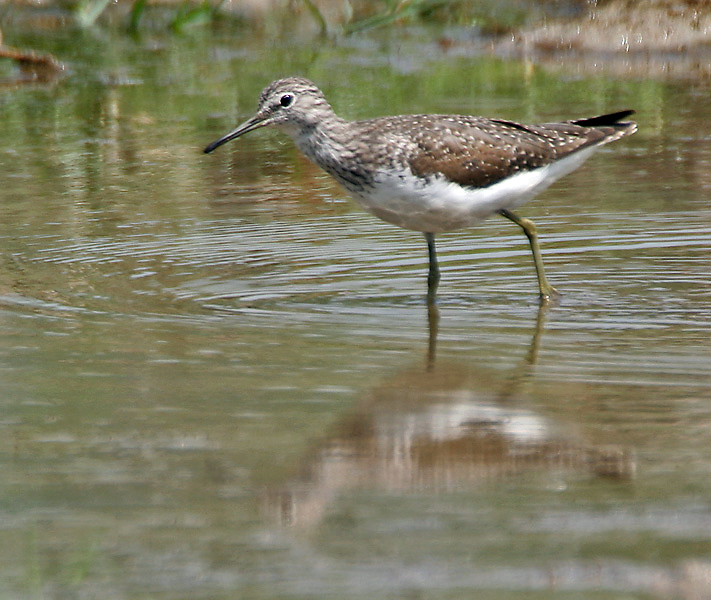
[400,112,635,189]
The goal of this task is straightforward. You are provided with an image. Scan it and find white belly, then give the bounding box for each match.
[349,147,597,233]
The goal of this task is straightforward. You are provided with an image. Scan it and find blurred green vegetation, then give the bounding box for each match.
[1,0,589,37]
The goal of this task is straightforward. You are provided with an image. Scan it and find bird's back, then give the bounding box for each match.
[346,111,636,190]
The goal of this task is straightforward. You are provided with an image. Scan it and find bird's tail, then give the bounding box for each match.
[572,110,637,139]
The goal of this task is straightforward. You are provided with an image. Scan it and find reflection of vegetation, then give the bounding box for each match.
[7,0,573,35]
[75,0,112,27]
[337,0,538,35]
[301,0,330,37]
[341,0,452,35]
[0,45,64,81]
[71,0,226,31]
[169,0,225,32]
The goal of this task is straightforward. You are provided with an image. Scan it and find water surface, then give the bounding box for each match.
[1,23,711,600]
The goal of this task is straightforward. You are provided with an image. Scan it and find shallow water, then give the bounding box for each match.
[1,23,711,600]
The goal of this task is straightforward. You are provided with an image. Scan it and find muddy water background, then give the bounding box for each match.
[1,21,711,600]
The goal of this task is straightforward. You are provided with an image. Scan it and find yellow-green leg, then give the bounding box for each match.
[499,209,560,303]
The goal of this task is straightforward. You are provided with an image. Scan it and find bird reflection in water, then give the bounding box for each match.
[263,305,635,529]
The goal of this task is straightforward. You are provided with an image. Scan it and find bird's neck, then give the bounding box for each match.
[289,113,353,169]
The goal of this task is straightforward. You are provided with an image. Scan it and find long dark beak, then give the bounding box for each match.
[203,114,268,154]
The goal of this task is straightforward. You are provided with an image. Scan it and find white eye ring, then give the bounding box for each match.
[280,94,295,108]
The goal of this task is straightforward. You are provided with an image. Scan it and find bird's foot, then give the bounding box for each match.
[539,286,561,306]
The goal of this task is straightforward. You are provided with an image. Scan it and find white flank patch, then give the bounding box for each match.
[352,146,598,233]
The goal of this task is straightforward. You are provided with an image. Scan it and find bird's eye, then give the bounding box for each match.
[280,94,294,108]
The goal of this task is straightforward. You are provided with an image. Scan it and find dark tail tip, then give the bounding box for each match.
[572,110,635,128]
